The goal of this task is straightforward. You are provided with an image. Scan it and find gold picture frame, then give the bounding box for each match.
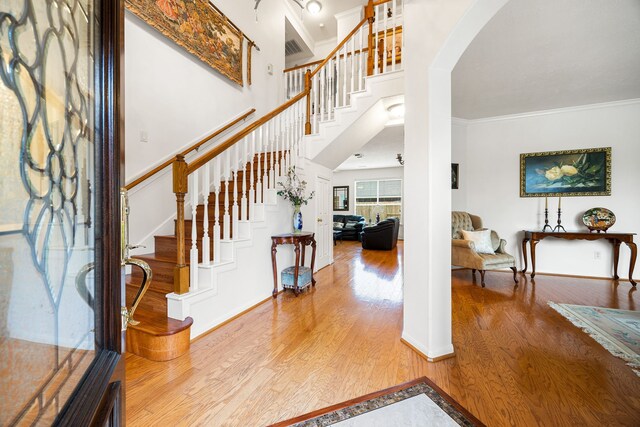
[520,147,611,197]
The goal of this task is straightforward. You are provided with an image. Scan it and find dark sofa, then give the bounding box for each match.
[333,215,366,241]
[361,217,400,250]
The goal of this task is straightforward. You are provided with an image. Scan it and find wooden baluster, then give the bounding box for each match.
[173,155,189,294]
[223,150,231,241]
[232,146,239,239]
[241,137,248,221]
[366,0,375,76]
[202,162,210,266]
[249,132,256,220]
[304,70,312,135]
[213,156,221,264]
[190,169,199,291]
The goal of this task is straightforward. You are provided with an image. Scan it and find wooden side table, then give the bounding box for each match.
[521,230,637,286]
[271,232,317,297]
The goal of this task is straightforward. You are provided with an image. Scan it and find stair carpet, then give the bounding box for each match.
[126,152,284,361]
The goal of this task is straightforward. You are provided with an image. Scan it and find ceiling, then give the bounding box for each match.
[452,0,640,119]
[336,125,404,171]
[287,0,364,43]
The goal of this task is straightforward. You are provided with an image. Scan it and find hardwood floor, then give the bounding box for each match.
[126,241,640,426]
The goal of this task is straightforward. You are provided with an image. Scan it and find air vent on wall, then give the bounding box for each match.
[285,39,303,56]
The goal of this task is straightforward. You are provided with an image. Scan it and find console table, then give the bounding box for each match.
[521,231,637,286]
[271,232,316,297]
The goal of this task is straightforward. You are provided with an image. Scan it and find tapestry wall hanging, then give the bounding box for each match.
[520,147,611,197]
[126,0,244,86]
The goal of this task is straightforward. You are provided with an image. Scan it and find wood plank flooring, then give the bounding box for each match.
[126,241,640,426]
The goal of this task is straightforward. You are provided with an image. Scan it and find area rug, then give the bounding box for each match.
[269,377,484,427]
[549,302,640,376]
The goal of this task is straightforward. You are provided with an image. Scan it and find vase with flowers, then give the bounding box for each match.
[277,166,315,234]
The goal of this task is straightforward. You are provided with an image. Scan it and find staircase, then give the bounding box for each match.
[124,0,404,361]
[125,153,283,361]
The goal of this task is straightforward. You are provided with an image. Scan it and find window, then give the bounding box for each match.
[355,179,402,224]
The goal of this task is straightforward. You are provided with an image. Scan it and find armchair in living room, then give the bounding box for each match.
[451,211,518,287]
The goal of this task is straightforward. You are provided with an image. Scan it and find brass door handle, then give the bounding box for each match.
[317,218,323,223]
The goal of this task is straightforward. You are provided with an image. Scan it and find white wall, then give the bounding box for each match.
[453,100,640,281]
[332,167,405,239]
[125,2,286,182]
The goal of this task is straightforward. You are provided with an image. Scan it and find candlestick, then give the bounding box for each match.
[553,206,566,232]
[542,207,552,232]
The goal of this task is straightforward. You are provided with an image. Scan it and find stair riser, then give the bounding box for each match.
[155,235,216,263]
[126,284,167,315]
[131,259,175,292]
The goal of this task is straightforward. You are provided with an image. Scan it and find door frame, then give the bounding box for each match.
[55,0,126,424]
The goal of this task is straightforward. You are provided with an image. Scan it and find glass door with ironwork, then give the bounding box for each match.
[0,1,124,425]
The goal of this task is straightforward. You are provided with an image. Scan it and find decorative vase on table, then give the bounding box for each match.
[293,204,303,234]
[277,166,314,235]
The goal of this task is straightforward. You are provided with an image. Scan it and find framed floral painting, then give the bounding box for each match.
[520,147,611,197]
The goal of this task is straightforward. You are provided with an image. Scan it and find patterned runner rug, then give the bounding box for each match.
[549,302,640,376]
[269,377,484,427]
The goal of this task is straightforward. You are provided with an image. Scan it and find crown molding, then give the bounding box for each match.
[453,98,640,125]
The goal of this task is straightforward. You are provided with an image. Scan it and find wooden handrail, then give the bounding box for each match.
[309,17,369,79]
[187,90,309,174]
[283,60,322,74]
[124,108,255,190]
[372,0,394,5]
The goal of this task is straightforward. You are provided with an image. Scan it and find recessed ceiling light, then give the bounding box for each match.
[354,153,363,158]
[306,0,322,15]
[387,103,405,119]
[319,23,325,28]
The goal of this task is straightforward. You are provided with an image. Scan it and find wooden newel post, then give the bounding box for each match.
[173,154,190,294]
[365,0,375,76]
[304,69,312,135]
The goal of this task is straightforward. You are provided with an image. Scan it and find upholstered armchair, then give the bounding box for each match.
[451,211,518,287]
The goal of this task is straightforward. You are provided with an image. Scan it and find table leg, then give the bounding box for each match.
[521,237,530,274]
[271,241,278,298]
[301,243,306,267]
[612,239,621,280]
[293,242,301,296]
[310,237,317,286]
[626,241,637,286]
[530,239,538,279]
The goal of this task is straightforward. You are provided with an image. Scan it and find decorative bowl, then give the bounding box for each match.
[582,207,615,233]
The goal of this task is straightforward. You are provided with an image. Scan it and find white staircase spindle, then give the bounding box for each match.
[383,3,388,74]
[202,163,210,266]
[256,126,263,204]
[392,0,397,71]
[320,65,326,123]
[350,36,355,94]
[342,45,348,105]
[190,170,199,291]
[232,147,239,239]
[374,5,380,75]
[336,50,341,108]
[268,120,275,189]
[262,123,268,198]
[249,132,256,219]
[223,150,231,241]
[241,137,248,221]
[273,118,282,178]
[359,27,364,90]
[213,157,221,263]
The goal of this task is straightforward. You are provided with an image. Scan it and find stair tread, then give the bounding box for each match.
[128,308,193,336]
